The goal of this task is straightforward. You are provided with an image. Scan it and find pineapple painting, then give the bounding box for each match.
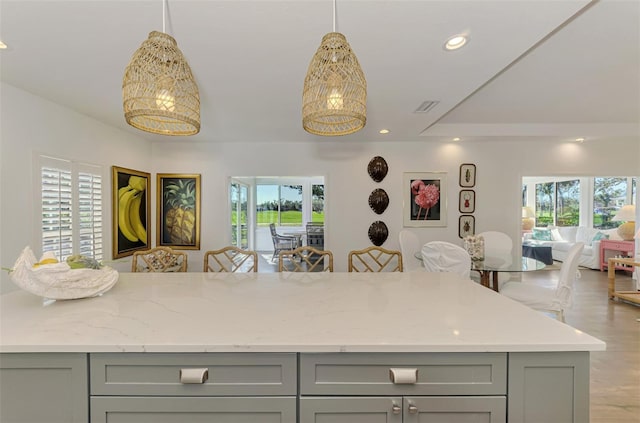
[158,174,201,249]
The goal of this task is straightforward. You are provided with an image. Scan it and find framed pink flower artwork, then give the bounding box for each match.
[403,172,447,227]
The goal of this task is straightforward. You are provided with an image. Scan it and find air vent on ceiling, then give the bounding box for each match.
[413,100,439,113]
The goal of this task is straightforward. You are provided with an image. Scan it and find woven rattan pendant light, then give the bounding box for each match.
[122,0,200,136]
[302,0,366,136]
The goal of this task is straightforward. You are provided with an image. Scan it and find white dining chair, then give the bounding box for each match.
[421,241,471,279]
[500,242,584,322]
[399,229,423,272]
[478,231,513,256]
[473,231,514,287]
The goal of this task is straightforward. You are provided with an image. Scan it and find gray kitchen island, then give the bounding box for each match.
[0,271,605,422]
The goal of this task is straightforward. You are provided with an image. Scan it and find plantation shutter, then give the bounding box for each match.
[77,164,103,261]
[41,158,74,260]
[39,156,103,261]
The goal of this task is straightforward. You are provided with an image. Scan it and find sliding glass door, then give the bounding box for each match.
[230,181,248,248]
[230,176,325,256]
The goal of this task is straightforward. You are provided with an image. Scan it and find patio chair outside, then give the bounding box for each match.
[269,223,299,262]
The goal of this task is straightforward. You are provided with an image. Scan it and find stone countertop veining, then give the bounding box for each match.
[0,271,605,353]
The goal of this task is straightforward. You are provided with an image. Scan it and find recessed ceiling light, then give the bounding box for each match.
[0,41,7,49]
[379,129,390,134]
[444,35,468,51]
[452,137,461,142]
[575,137,585,143]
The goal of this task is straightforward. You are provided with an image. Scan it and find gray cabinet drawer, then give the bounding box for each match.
[300,352,506,395]
[90,352,296,396]
[91,396,296,423]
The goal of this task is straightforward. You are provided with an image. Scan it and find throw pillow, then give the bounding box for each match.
[532,228,552,241]
[550,228,563,241]
[591,231,609,243]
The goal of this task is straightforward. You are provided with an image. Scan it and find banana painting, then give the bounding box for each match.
[117,175,147,244]
[128,192,147,241]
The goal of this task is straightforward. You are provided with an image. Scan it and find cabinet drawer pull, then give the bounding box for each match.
[180,368,209,384]
[389,367,418,385]
[389,367,418,384]
[391,404,401,415]
[408,404,418,414]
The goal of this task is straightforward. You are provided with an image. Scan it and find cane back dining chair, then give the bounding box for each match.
[348,246,403,272]
[420,241,471,279]
[500,242,584,322]
[269,223,299,262]
[131,246,187,272]
[204,246,258,273]
[278,246,333,272]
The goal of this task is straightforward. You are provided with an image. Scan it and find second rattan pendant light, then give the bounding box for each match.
[302,0,367,136]
[122,0,200,136]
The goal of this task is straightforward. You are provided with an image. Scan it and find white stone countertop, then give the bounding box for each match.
[0,272,605,353]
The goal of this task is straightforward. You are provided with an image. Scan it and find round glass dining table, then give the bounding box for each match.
[470,254,546,291]
[414,252,546,292]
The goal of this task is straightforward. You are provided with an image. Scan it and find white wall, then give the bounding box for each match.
[151,138,639,272]
[1,83,152,293]
[2,84,639,291]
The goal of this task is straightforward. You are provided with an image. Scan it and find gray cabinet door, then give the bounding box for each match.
[0,353,88,423]
[508,352,590,423]
[300,396,506,423]
[404,396,506,423]
[299,397,403,423]
[91,396,296,423]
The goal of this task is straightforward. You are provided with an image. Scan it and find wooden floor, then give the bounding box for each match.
[539,267,639,423]
[258,253,639,422]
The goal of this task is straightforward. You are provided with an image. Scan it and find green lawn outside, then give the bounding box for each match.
[232,210,325,226]
[310,212,324,223]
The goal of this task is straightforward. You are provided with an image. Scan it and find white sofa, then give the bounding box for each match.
[523,226,622,270]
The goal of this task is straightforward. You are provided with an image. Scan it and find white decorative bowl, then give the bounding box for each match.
[9,246,119,300]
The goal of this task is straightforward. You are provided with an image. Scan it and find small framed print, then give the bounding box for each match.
[459,190,475,213]
[459,215,475,238]
[459,163,476,187]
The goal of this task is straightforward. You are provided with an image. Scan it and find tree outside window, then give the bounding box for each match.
[593,177,626,229]
[311,184,325,223]
[556,180,580,226]
[535,182,555,227]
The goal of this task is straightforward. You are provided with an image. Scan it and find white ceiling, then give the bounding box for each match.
[1,0,638,144]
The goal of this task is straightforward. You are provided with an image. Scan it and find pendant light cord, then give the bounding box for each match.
[332,0,336,32]
[162,0,167,33]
